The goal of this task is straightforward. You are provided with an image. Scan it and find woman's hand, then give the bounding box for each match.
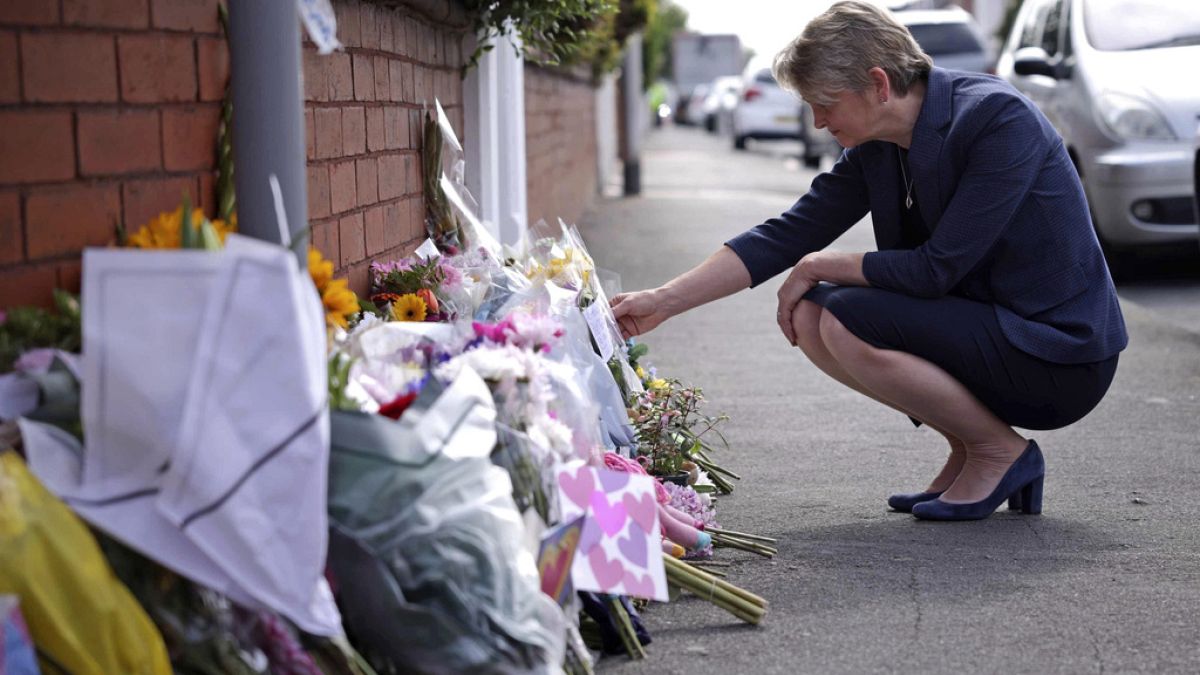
[611,288,675,339]
[776,254,822,345]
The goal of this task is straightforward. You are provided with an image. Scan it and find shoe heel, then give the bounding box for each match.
[1007,493,1023,511]
[1019,477,1043,515]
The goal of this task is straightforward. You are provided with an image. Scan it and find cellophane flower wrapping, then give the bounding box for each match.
[662,482,718,559]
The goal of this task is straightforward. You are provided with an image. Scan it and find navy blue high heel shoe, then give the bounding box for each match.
[911,441,1045,521]
[887,491,943,513]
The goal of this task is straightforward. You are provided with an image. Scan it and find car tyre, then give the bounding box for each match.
[734,135,747,150]
[803,154,821,169]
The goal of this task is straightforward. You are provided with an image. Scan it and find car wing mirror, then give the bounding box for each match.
[1013,46,1056,78]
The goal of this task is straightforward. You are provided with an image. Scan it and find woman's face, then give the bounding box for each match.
[808,89,879,149]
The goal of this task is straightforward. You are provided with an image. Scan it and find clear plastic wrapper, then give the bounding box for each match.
[326,369,565,675]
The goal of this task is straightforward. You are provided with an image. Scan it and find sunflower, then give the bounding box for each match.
[308,247,358,330]
[391,293,427,322]
[125,206,235,249]
[321,278,359,330]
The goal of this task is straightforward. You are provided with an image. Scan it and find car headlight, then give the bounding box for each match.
[1095,91,1176,141]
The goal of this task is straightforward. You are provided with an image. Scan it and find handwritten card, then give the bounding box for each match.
[555,462,667,601]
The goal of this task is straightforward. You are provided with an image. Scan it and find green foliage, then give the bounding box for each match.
[642,0,688,87]
[461,0,655,77]
[0,290,82,373]
[375,259,447,297]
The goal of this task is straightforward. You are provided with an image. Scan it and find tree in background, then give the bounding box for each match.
[642,0,689,88]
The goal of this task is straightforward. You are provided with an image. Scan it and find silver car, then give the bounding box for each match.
[997,0,1200,251]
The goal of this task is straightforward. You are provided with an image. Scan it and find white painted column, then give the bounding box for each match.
[462,25,528,247]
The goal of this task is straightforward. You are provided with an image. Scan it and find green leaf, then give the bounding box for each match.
[199,220,223,251]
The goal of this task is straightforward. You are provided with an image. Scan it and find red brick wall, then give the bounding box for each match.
[0,0,228,309]
[525,65,598,229]
[305,0,468,297]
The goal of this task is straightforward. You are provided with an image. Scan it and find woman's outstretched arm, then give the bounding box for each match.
[610,246,752,339]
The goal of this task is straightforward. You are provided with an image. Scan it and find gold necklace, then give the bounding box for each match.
[897,146,914,210]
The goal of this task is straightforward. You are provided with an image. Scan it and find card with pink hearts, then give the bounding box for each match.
[555,461,668,601]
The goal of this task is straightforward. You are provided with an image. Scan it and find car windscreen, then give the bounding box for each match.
[906,22,984,56]
[1084,0,1200,51]
[754,69,777,84]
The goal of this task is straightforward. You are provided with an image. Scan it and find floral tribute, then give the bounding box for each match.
[0,102,775,675]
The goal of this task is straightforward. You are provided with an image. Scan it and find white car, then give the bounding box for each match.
[997,0,1200,252]
[896,7,992,74]
[732,65,836,167]
[701,75,743,133]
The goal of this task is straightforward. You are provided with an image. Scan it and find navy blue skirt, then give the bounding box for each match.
[803,284,1118,431]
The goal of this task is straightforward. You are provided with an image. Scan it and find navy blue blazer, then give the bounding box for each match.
[726,67,1127,365]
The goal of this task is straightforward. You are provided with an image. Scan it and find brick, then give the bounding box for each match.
[338,212,364,266]
[329,160,357,214]
[412,66,427,105]
[379,11,394,52]
[304,108,315,160]
[0,265,57,310]
[307,165,330,219]
[372,56,390,102]
[342,106,365,156]
[0,32,18,104]
[401,61,414,101]
[57,260,82,294]
[22,32,118,103]
[355,157,377,207]
[392,16,409,58]
[360,3,379,50]
[198,170,217,218]
[0,1,59,25]
[0,112,75,184]
[344,260,369,297]
[77,110,161,175]
[384,106,409,150]
[310,220,338,265]
[63,0,148,28]
[352,54,374,101]
[366,107,386,152]
[151,0,218,32]
[197,36,229,101]
[122,175,198,229]
[302,49,329,102]
[162,106,220,171]
[388,60,404,104]
[328,52,353,101]
[314,107,341,159]
[0,193,21,265]
[26,184,122,258]
[382,201,404,250]
[118,34,196,103]
[363,205,385,255]
[335,1,360,48]
[377,154,404,200]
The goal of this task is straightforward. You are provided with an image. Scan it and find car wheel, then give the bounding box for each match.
[734,135,747,150]
[705,115,716,133]
[803,154,821,169]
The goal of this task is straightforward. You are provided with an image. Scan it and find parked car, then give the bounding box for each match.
[731,63,837,167]
[896,6,993,74]
[1194,121,1200,251]
[996,0,1200,252]
[700,75,743,134]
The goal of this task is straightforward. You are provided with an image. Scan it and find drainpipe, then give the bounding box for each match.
[227,0,308,267]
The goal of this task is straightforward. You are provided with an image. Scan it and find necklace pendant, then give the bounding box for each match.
[905,194,913,210]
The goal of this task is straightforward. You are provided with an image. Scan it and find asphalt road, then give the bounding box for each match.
[579,125,1200,674]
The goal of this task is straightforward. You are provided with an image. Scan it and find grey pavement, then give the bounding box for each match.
[578,126,1200,674]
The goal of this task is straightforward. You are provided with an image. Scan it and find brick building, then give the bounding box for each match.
[0,0,610,308]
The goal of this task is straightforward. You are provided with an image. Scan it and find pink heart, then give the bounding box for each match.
[622,570,657,600]
[589,546,625,589]
[590,491,628,537]
[557,466,594,510]
[622,492,658,535]
[617,528,648,568]
[597,468,629,492]
[577,515,602,554]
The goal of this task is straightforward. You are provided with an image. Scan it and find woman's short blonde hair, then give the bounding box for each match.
[773,0,933,106]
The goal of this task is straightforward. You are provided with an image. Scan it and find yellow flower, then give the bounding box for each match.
[124,206,236,249]
[647,378,670,391]
[391,293,427,322]
[308,248,334,291]
[635,366,647,379]
[322,278,359,330]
